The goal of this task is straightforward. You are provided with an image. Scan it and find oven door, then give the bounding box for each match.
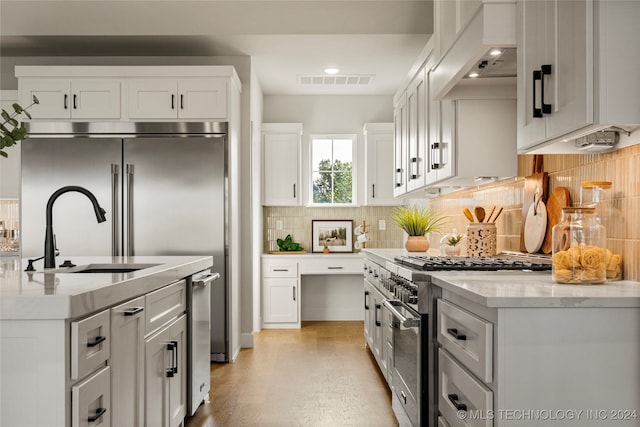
[383,299,422,427]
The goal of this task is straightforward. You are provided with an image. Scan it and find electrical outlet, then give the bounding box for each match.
[276,220,283,230]
[378,219,386,230]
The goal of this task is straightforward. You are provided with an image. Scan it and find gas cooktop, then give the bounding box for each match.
[393,254,553,272]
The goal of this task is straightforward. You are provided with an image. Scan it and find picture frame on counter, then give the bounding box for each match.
[312,220,353,253]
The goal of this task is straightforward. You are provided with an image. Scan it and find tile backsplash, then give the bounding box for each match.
[263,206,405,253]
[429,144,640,281]
[264,144,640,281]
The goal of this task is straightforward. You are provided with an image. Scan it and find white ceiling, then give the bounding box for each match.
[0,0,433,95]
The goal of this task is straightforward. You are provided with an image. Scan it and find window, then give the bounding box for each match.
[310,135,355,205]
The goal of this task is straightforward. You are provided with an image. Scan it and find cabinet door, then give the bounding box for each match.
[128,79,177,119]
[263,132,301,206]
[363,281,372,345]
[431,99,455,183]
[364,126,400,206]
[111,296,145,427]
[406,69,427,192]
[178,78,228,119]
[371,288,384,362]
[393,94,408,197]
[71,366,111,427]
[544,0,590,141]
[19,79,71,119]
[145,315,186,427]
[71,79,121,119]
[263,278,298,323]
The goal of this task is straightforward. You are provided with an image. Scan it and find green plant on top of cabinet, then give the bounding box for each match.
[262,123,303,206]
[363,123,401,206]
[517,0,640,153]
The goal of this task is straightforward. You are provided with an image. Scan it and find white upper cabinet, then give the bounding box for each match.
[15,66,240,122]
[429,98,517,188]
[20,78,120,119]
[262,123,302,206]
[393,93,408,197]
[517,0,640,153]
[363,123,401,206]
[128,78,227,119]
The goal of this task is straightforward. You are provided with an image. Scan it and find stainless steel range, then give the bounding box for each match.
[364,251,552,427]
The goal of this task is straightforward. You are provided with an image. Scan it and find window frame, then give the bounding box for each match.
[307,133,358,207]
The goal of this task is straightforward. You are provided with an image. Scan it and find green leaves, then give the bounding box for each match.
[276,235,304,252]
[312,158,353,204]
[390,205,449,236]
[0,95,38,158]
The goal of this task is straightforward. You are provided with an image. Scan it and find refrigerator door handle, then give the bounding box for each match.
[126,163,135,256]
[111,164,120,256]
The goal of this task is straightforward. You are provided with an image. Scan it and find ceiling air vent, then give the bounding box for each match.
[298,75,374,86]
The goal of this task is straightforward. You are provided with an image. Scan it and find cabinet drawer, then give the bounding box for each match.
[262,259,298,278]
[439,349,493,427]
[72,366,111,427]
[145,280,186,335]
[438,299,493,383]
[71,309,110,380]
[299,257,363,275]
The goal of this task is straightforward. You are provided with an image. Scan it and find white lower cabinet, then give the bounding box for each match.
[111,296,145,427]
[72,366,112,427]
[145,314,187,427]
[436,290,640,426]
[263,278,299,324]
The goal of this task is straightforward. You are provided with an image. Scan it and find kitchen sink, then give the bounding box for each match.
[44,263,160,274]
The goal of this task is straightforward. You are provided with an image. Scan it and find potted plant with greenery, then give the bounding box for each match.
[389,205,448,252]
[1,95,39,158]
[444,230,463,256]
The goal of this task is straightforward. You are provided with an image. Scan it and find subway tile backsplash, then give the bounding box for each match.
[264,144,640,281]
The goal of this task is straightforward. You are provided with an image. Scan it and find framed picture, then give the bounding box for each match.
[312,220,353,253]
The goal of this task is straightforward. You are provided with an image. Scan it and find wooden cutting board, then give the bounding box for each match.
[540,186,571,254]
[520,155,548,252]
[524,199,547,253]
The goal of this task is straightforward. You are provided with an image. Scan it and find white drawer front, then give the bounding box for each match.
[72,366,111,427]
[263,259,298,278]
[439,349,493,427]
[71,309,110,380]
[299,257,363,275]
[438,299,493,383]
[145,280,186,335]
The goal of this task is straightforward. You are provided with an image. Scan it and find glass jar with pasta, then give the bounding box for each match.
[552,207,606,284]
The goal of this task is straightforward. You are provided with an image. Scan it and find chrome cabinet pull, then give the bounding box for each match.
[327,266,343,270]
[193,272,220,287]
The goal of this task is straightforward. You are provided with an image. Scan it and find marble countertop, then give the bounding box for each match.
[0,255,213,320]
[362,249,640,308]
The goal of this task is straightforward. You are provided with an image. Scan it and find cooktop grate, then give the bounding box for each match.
[393,254,552,272]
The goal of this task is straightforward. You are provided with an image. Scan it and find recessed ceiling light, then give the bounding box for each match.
[468,72,480,78]
[490,49,502,56]
[324,68,340,75]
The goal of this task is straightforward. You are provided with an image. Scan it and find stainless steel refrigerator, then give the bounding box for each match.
[21,122,229,363]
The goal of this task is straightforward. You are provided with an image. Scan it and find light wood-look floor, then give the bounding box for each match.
[185,321,399,427]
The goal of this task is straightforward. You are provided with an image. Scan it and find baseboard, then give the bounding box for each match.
[240,332,254,348]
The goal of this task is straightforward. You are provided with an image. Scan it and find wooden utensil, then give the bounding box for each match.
[491,207,504,223]
[540,187,571,254]
[520,155,548,251]
[463,208,475,222]
[524,188,547,253]
[486,206,496,223]
[474,206,485,223]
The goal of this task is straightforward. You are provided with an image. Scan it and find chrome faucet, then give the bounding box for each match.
[44,186,107,269]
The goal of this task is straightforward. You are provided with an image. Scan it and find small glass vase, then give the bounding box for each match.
[405,235,429,252]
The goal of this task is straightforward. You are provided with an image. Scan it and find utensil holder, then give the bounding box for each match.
[466,223,497,257]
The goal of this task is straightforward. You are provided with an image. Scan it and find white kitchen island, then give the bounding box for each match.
[0,255,213,427]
